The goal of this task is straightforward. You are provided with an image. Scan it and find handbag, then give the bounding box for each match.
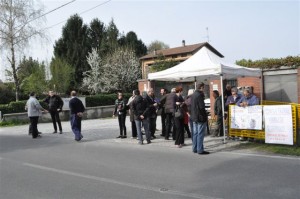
[174,105,184,119]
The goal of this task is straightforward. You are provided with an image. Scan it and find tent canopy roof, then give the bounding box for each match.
[148,47,261,82]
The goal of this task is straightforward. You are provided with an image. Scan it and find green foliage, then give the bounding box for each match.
[149,54,179,72]
[119,31,147,57]
[0,120,28,127]
[53,14,91,89]
[0,100,47,115]
[49,57,74,94]
[236,56,300,69]
[0,83,15,104]
[21,64,47,95]
[85,93,131,107]
[147,40,170,53]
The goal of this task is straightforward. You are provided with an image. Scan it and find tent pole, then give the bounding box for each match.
[220,74,226,144]
[194,77,197,89]
[260,69,263,105]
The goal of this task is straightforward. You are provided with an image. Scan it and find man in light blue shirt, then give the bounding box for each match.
[237,88,259,107]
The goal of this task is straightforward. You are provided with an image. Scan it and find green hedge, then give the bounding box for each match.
[85,93,131,107]
[0,94,132,115]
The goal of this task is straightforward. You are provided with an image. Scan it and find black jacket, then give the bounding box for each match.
[113,98,127,116]
[69,97,85,115]
[132,95,149,120]
[44,95,64,112]
[145,95,157,119]
[190,90,207,123]
[214,96,222,116]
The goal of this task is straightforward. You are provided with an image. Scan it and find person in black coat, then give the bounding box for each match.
[113,92,127,138]
[158,88,168,137]
[164,88,177,140]
[212,90,223,137]
[145,88,158,139]
[191,83,209,155]
[69,91,85,142]
[44,91,64,134]
[132,90,151,144]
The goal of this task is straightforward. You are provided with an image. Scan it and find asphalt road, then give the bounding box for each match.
[0,117,299,199]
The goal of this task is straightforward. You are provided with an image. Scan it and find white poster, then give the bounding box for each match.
[264,105,293,145]
[230,105,262,130]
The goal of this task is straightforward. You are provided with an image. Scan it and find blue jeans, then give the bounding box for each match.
[189,117,194,141]
[70,114,82,140]
[135,119,150,143]
[192,122,207,153]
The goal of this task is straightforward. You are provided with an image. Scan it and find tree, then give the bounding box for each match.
[21,63,47,95]
[0,0,46,101]
[49,57,74,94]
[53,14,90,89]
[82,47,141,93]
[104,19,119,54]
[119,31,147,57]
[88,18,106,56]
[82,48,103,94]
[147,40,169,53]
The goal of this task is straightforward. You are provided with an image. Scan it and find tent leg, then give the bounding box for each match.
[194,77,197,89]
[220,74,226,144]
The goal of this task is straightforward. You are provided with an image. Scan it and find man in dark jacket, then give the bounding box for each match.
[113,92,127,138]
[132,90,151,144]
[69,91,85,142]
[164,88,177,140]
[191,83,209,155]
[213,90,223,137]
[145,88,158,139]
[158,88,168,137]
[44,91,64,134]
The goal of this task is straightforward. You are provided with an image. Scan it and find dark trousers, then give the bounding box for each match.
[118,114,126,136]
[70,114,82,140]
[217,115,224,136]
[131,120,137,137]
[50,111,62,132]
[184,124,191,138]
[29,116,39,138]
[165,113,175,140]
[161,111,166,136]
[148,117,156,137]
[175,117,184,145]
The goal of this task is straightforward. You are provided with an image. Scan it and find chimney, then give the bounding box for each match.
[182,40,185,47]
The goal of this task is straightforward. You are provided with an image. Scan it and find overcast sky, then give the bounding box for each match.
[1,0,299,80]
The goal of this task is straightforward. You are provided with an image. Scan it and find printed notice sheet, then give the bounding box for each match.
[264,105,293,145]
[230,105,262,130]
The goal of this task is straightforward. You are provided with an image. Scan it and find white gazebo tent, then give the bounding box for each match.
[148,46,261,143]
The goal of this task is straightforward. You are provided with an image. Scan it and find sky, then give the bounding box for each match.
[1,0,299,81]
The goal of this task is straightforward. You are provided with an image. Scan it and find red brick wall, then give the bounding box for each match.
[209,77,262,117]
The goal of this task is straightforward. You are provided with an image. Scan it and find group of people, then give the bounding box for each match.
[26,83,259,154]
[113,83,210,155]
[212,84,259,137]
[26,90,85,141]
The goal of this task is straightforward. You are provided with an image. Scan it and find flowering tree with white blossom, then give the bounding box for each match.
[83,47,141,93]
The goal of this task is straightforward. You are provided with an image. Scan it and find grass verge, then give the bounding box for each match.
[0,120,28,127]
[235,142,300,156]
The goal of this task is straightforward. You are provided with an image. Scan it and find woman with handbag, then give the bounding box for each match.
[174,87,185,148]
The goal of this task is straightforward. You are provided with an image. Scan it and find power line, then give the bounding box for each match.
[44,0,112,31]
[14,0,77,35]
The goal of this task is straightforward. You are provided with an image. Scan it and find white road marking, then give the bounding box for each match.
[220,151,300,160]
[23,162,221,199]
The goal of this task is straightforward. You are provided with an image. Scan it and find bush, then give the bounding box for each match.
[0,93,133,115]
[85,93,132,107]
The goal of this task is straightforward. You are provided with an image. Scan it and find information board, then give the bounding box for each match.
[264,105,293,145]
[230,105,263,130]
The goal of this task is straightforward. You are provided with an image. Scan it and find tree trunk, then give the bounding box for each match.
[10,40,20,101]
